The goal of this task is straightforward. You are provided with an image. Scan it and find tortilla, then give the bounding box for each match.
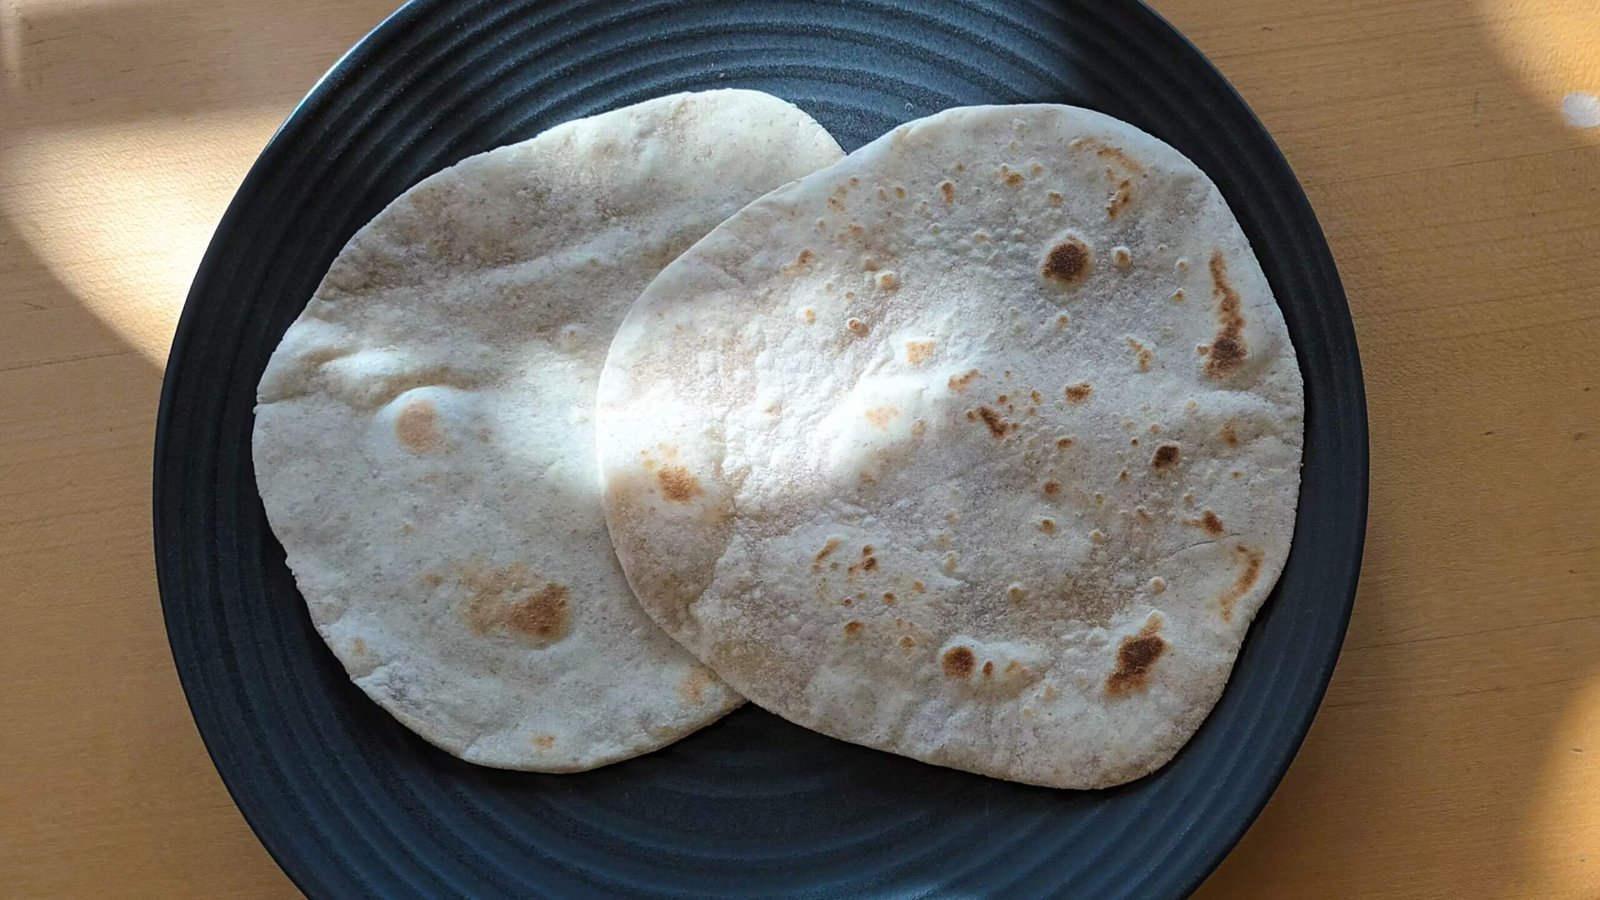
[594,104,1303,788]
[252,90,844,770]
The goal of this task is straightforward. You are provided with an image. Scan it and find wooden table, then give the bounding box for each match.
[2,0,1596,895]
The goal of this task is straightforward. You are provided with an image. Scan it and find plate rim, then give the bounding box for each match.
[152,0,1370,896]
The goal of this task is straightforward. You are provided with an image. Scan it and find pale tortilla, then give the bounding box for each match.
[595,104,1303,788]
[253,90,844,770]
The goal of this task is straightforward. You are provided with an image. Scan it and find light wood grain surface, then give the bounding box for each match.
[2,0,1596,896]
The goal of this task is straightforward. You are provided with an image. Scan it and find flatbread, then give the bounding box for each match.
[595,104,1303,788]
[253,90,844,770]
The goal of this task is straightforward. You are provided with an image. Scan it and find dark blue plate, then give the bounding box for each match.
[154,1,1367,896]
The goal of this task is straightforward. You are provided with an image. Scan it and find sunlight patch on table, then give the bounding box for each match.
[1478,0,1600,141]
[1516,672,1600,896]
[0,109,282,361]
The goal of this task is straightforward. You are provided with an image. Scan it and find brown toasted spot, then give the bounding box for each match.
[656,466,702,502]
[900,635,917,650]
[1220,422,1241,445]
[982,660,996,676]
[1185,399,1199,412]
[905,340,936,365]
[504,583,569,641]
[1090,529,1107,544]
[877,186,888,201]
[1046,190,1064,206]
[1127,338,1153,372]
[1149,423,1162,434]
[1107,179,1134,217]
[976,406,1009,438]
[1130,438,1140,447]
[1056,437,1074,449]
[1200,509,1225,537]
[1118,469,1130,482]
[1219,545,1265,621]
[862,545,874,556]
[862,257,879,271]
[973,230,989,243]
[1152,444,1181,469]
[1065,382,1092,404]
[1075,137,1148,174]
[460,564,570,644]
[849,176,860,187]
[533,734,556,751]
[782,248,815,275]
[911,580,926,592]
[1043,480,1062,495]
[802,307,816,324]
[883,592,897,605]
[1029,390,1042,404]
[844,620,865,637]
[940,181,955,204]
[1150,577,1167,594]
[864,406,901,429]
[1112,247,1133,269]
[1183,492,1196,506]
[1039,518,1057,534]
[1232,470,1243,479]
[862,556,879,572]
[895,186,907,199]
[846,317,870,337]
[841,597,853,606]
[1030,163,1044,176]
[996,394,1009,404]
[827,196,845,212]
[1005,171,1024,187]
[1106,618,1167,696]
[813,538,841,571]
[678,667,713,704]
[423,572,444,588]
[1172,289,1186,303]
[948,369,981,392]
[1042,238,1092,282]
[1204,252,1249,378]
[942,646,976,678]
[395,400,443,453]
[1209,336,1245,374]
[1043,684,1060,701]
[911,419,928,437]
[878,272,899,291]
